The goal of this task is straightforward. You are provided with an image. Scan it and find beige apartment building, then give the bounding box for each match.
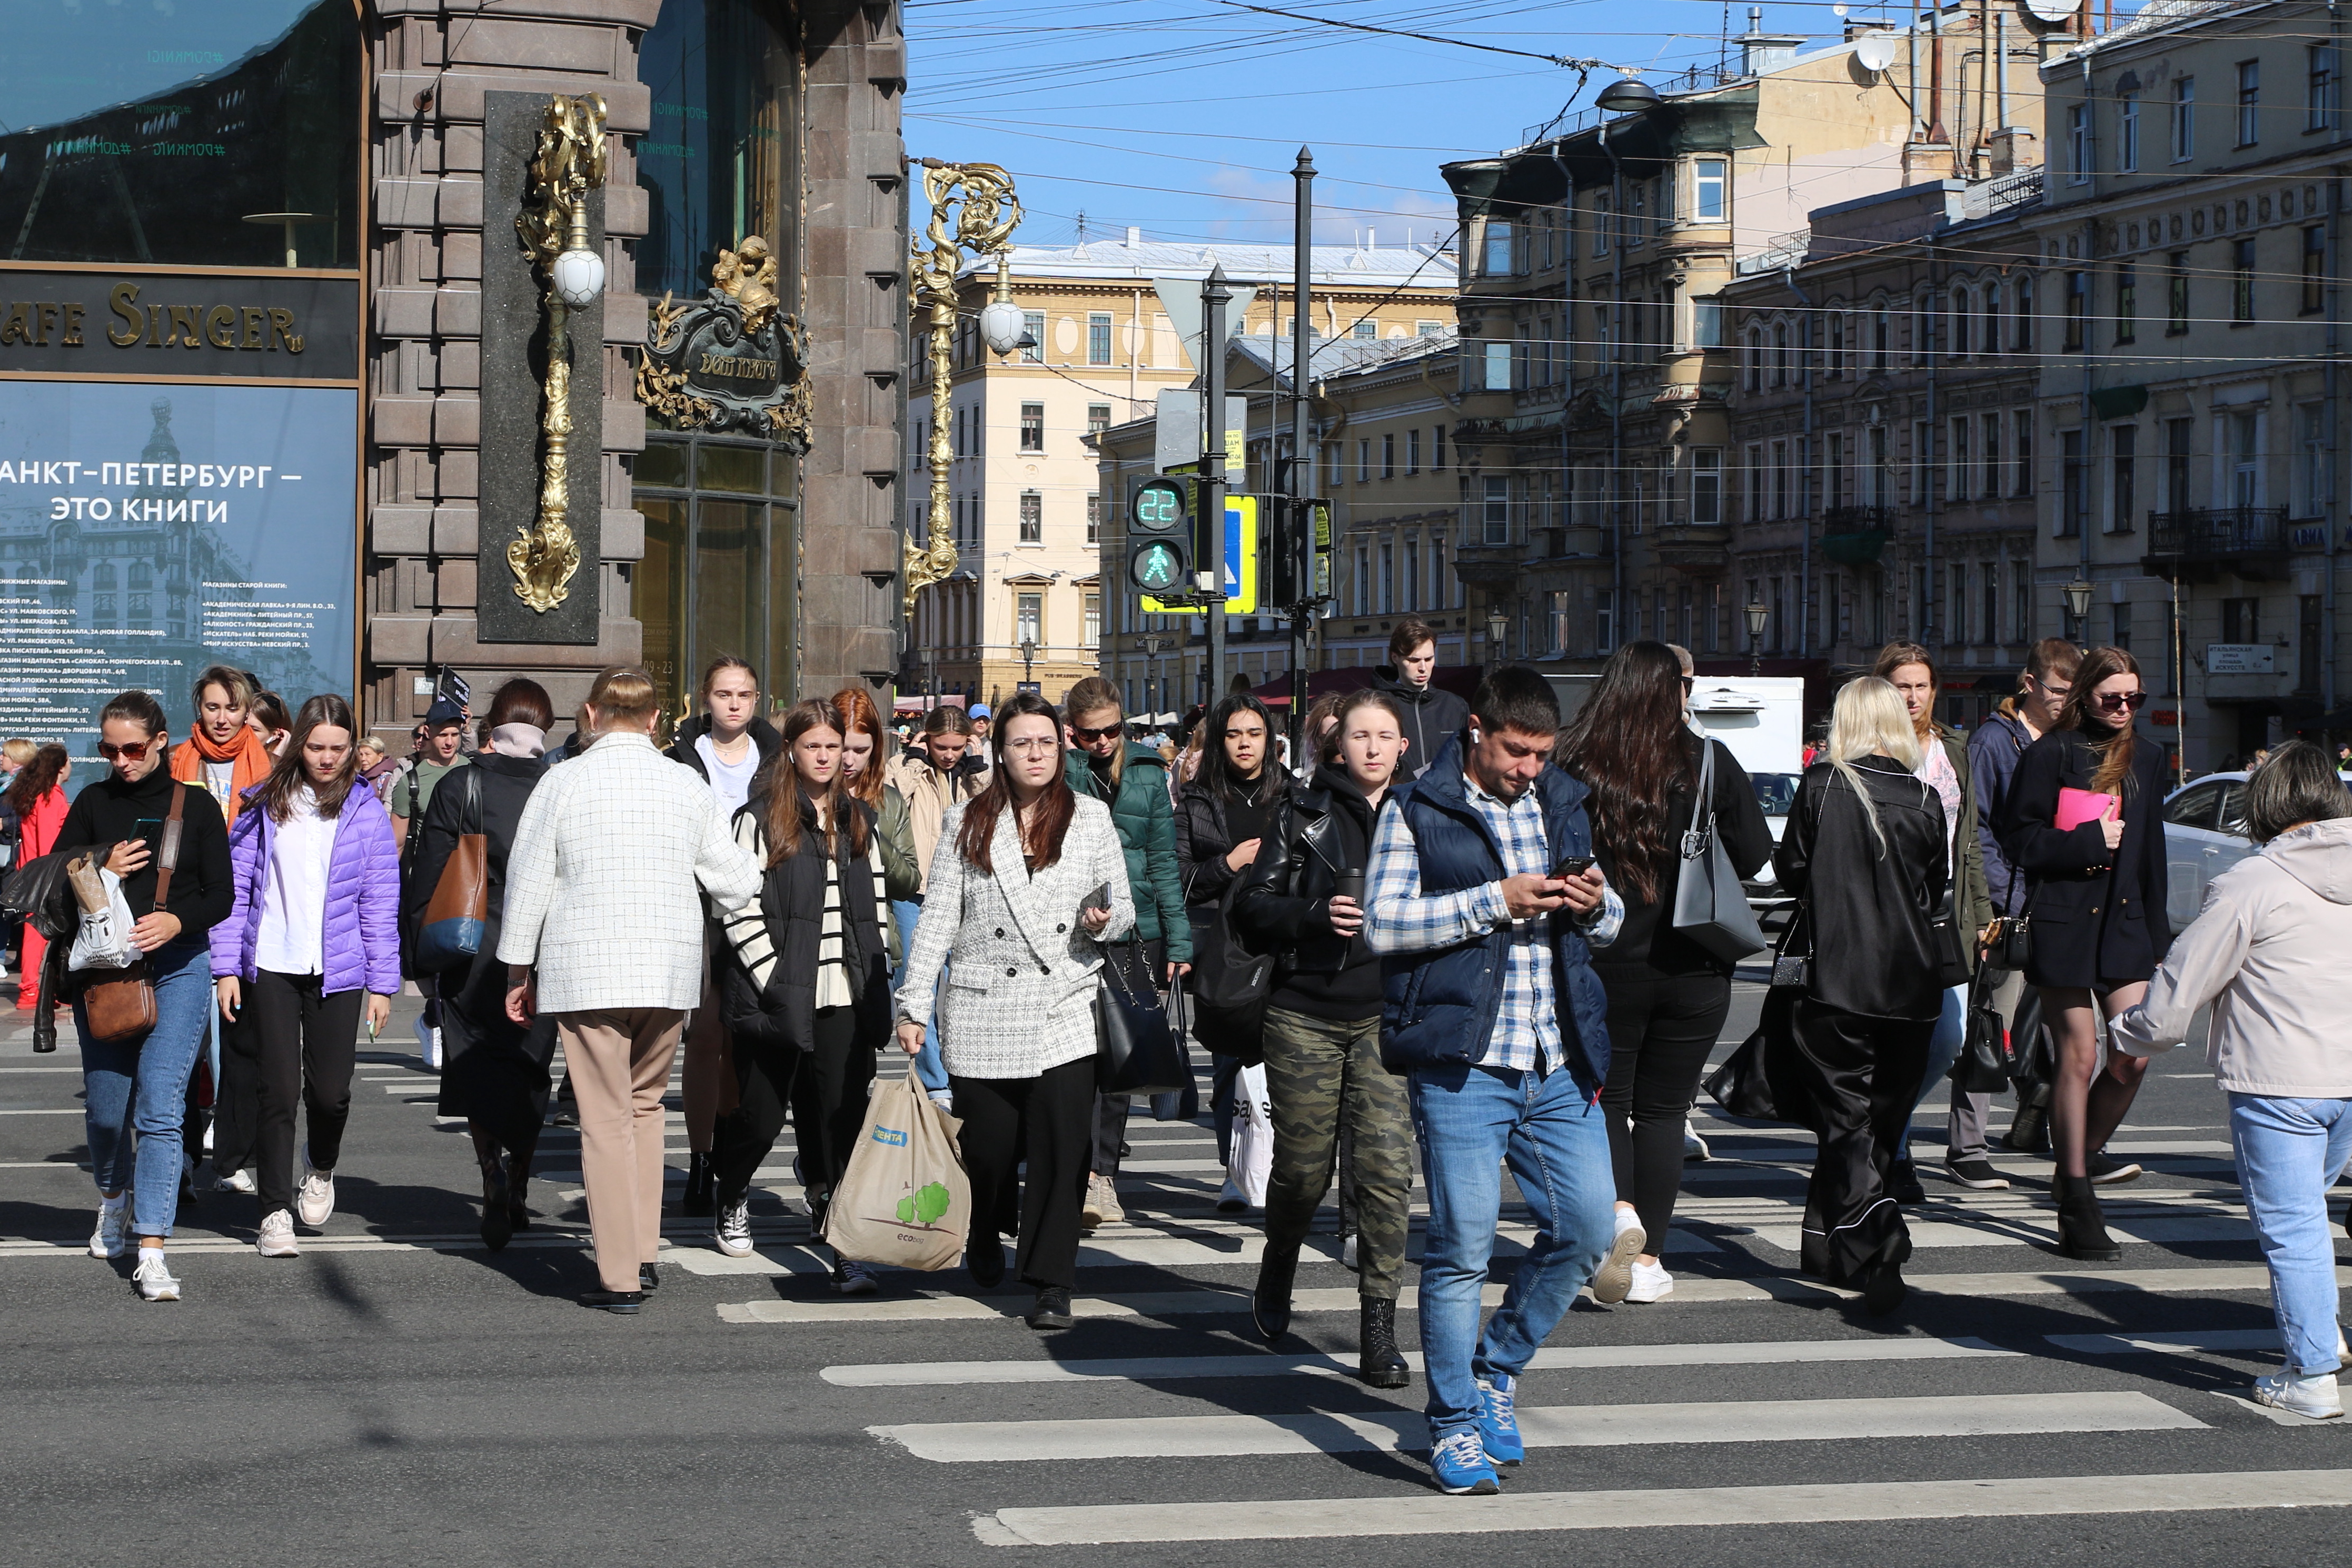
[1440,3,2061,669]
[905,235,1454,707]
[2028,0,2349,767]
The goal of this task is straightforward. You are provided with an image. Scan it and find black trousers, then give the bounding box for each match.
[1091,937,1164,1177]
[248,970,361,1213]
[209,1007,261,1172]
[1595,966,1733,1258]
[954,1055,1096,1289]
[711,1008,855,1207]
[1783,997,1934,1284]
[788,1006,876,1228]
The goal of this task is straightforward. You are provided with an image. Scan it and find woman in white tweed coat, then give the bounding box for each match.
[896,693,1134,1328]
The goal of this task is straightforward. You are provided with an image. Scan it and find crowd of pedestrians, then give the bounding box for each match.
[9,611,2346,1484]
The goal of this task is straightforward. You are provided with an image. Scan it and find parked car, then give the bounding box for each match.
[2159,770,2352,928]
[1743,770,1802,918]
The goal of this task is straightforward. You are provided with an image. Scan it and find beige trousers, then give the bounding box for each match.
[558,1008,683,1292]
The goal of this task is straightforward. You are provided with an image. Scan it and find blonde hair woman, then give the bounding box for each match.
[1769,677,1950,1316]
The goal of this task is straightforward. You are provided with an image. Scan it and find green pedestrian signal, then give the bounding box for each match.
[1130,538,1186,593]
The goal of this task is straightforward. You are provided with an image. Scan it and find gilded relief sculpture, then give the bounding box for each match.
[509,93,608,614]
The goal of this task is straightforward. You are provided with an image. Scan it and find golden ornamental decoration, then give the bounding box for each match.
[904,161,1023,616]
[632,238,810,445]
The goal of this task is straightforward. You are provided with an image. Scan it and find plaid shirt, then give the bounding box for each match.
[1365,775,1623,1073]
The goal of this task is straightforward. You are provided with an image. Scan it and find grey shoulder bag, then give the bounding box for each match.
[1671,739,1768,962]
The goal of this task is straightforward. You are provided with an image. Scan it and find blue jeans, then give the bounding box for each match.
[78,939,213,1238]
[2228,1092,2352,1375]
[1904,983,1969,1162]
[890,898,948,1095]
[1410,1059,1613,1443]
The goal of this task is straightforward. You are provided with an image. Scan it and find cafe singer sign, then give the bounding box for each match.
[0,267,358,381]
[634,235,810,445]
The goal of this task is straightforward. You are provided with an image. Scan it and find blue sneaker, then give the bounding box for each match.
[1475,1372,1524,1465]
[1428,1428,1501,1495]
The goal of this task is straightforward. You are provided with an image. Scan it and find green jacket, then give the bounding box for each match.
[1065,743,1191,961]
[1938,730,1994,978]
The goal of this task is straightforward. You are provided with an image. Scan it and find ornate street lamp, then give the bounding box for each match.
[2063,577,2095,641]
[1020,634,1037,689]
[1745,599,1770,677]
[1486,608,1511,669]
[509,94,609,614]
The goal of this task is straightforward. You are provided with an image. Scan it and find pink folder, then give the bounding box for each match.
[2056,787,2116,831]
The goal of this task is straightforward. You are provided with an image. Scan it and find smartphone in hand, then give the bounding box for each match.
[1083,881,1112,912]
[1552,854,1596,880]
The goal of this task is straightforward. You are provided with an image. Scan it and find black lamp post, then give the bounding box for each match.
[1486,608,1511,670]
[1745,599,1769,677]
[2063,578,2094,643]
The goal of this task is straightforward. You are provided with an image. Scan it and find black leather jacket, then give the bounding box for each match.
[1230,765,1382,982]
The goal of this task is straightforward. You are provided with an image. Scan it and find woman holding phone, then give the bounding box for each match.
[213,694,401,1258]
[894,692,1134,1330]
[2000,646,2172,1260]
[54,692,234,1301]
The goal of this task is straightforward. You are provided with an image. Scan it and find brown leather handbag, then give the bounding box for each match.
[413,767,489,973]
[82,782,186,1044]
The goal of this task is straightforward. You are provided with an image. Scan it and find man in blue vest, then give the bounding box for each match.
[1365,664,1625,1495]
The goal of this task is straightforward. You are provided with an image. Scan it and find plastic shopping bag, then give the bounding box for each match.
[824,1073,972,1272]
[65,855,138,972]
[1227,1061,1274,1210]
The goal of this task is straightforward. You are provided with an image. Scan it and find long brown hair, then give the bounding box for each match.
[831,685,891,809]
[760,699,868,865]
[1556,640,1691,902]
[255,694,362,822]
[4,742,67,818]
[955,691,1076,876]
[1871,641,1944,741]
[2055,645,2144,798]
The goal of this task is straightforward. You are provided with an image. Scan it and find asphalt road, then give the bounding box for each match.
[2,971,2347,1567]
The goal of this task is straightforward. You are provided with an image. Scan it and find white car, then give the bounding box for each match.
[2157,771,2352,928]
[1744,771,1802,917]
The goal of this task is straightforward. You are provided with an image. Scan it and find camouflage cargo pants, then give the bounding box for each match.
[1261,1005,1412,1300]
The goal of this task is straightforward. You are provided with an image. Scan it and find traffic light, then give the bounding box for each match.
[1127,475,1190,598]
[1264,497,1333,610]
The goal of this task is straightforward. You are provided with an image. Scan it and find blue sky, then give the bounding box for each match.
[901,0,1917,247]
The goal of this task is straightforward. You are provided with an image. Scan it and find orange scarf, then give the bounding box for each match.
[172,726,272,819]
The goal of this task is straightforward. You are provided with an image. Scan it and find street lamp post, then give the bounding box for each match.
[2063,577,2094,643]
[1133,633,1171,723]
[1019,635,1037,690]
[1745,600,1769,678]
[1486,608,1511,670]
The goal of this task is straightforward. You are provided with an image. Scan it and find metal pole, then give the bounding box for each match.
[1290,150,1315,762]
[1602,122,1626,652]
[1203,264,1232,701]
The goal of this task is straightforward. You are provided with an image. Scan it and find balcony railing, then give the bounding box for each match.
[2147,507,2289,559]
[1822,505,1894,530]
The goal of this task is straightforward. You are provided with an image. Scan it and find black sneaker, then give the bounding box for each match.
[1026,1286,1075,1331]
[2087,1149,2143,1185]
[1890,1158,1927,1205]
[1941,1157,2011,1190]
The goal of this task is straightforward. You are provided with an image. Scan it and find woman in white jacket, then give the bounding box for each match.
[2112,740,2352,1418]
[895,691,1134,1330]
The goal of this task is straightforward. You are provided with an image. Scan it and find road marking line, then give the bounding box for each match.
[2051,1328,2283,1355]
[822,1336,2017,1387]
[1748,1216,2251,1252]
[878,1391,2201,1464]
[974,1467,2352,1545]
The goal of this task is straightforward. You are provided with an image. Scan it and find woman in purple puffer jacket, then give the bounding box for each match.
[213,693,402,1257]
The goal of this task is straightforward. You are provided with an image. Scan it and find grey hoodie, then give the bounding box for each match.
[2112,816,2352,1097]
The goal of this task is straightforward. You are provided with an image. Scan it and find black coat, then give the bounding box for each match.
[1371,666,1471,779]
[405,752,559,1100]
[720,793,890,1055]
[1577,731,1775,977]
[1997,726,2173,988]
[1230,765,1383,983]
[1774,755,1948,1021]
[667,712,783,782]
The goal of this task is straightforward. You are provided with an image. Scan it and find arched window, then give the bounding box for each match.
[1949,287,1971,356]
[1771,322,1789,386]
[1983,282,2003,355]
[1744,327,1763,392]
[2015,274,2037,352]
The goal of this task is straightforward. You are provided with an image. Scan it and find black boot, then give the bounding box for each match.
[682,1151,715,1217]
[480,1158,513,1253]
[1253,1241,1299,1345]
[1358,1297,1410,1387]
[2054,1174,2122,1261]
[504,1143,533,1232]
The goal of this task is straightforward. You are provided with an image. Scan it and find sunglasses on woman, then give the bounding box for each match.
[97,740,154,761]
[2090,690,2149,711]
[1070,722,1122,743]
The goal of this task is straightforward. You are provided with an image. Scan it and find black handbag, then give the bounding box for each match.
[1184,861,1272,1064]
[1095,940,1190,1096]
[1952,969,2016,1093]
[1703,905,1809,1124]
[1927,889,1973,990]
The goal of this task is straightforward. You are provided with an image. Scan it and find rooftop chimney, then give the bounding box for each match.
[1738,5,1808,76]
[1126,225,1142,248]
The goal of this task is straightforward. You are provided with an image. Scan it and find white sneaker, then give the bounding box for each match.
[216,1166,256,1195]
[713,1198,754,1257]
[1683,1119,1711,1162]
[256,1209,300,1258]
[1590,1208,1648,1304]
[133,1253,181,1302]
[2252,1368,2344,1419]
[1625,1258,1675,1303]
[89,1199,130,1260]
[296,1145,335,1227]
[1215,1176,1249,1214]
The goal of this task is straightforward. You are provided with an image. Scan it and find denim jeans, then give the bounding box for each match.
[889,897,948,1095]
[2227,1092,2352,1375]
[78,938,213,1238]
[1410,1058,1613,1444]
[1904,983,1969,1162]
